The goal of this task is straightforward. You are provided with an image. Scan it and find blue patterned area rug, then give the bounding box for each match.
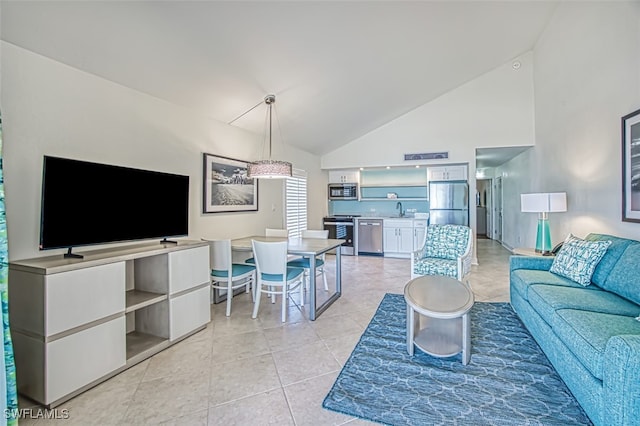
[323,293,592,425]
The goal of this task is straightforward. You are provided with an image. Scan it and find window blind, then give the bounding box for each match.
[285,169,307,238]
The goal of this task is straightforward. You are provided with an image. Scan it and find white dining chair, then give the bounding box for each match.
[245,228,290,265]
[287,229,329,294]
[251,239,304,323]
[205,238,256,317]
[265,228,290,237]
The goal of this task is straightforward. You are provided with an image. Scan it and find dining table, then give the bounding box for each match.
[230,235,345,320]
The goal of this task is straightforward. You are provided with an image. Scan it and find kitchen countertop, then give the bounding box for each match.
[355,215,429,220]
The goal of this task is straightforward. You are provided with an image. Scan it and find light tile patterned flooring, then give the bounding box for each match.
[19,238,511,425]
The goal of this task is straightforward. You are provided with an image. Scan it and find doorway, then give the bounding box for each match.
[476,179,491,239]
[494,177,503,243]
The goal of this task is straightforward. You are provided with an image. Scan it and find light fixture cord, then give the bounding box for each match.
[268,101,273,159]
[227,99,265,125]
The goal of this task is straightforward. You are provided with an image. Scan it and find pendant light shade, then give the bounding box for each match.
[247,159,292,179]
[246,94,292,179]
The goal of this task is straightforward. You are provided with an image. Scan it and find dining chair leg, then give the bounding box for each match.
[252,281,261,319]
[225,279,233,317]
[281,282,287,323]
[250,272,256,302]
[299,279,304,307]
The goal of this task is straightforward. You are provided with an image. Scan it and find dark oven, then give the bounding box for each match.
[323,215,358,255]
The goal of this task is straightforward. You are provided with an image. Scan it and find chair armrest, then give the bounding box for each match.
[603,335,640,424]
[414,244,427,261]
[509,255,554,272]
[457,235,473,281]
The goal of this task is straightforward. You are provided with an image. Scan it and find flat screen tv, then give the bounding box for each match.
[40,156,189,256]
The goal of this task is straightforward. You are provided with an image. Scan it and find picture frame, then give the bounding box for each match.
[202,153,258,213]
[622,108,640,222]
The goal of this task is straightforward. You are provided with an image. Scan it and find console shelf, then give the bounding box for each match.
[125,289,167,313]
[126,330,168,362]
[9,240,211,408]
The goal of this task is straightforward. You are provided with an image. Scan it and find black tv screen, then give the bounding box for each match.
[40,156,189,251]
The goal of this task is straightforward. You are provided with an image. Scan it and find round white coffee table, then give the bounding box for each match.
[404,275,475,365]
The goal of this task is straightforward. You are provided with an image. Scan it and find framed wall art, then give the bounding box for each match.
[622,108,640,222]
[202,153,258,213]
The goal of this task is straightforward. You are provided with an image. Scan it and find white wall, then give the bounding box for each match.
[498,1,640,250]
[0,42,325,260]
[321,51,535,171]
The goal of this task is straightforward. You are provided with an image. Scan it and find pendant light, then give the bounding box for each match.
[245,94,292,179]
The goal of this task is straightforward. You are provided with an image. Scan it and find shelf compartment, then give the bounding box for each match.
[125,290,167,314]
[360,185,427,200]
[126,330,168,361]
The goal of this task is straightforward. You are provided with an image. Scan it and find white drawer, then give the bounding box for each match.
[169,286,210,341]
[47,317,126,403]
[384,219,414,228]
[168,246,210,294]
[46,262,125,336]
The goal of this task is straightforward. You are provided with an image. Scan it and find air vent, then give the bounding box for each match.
[403,152,449,161]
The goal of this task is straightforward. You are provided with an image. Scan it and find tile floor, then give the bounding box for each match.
[18,238,512,425]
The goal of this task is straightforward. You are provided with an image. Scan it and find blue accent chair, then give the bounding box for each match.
[411,224,473,282]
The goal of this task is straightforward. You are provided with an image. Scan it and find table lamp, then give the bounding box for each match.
[521,192,567,255]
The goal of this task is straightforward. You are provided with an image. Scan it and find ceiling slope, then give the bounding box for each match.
[1,1,557,155]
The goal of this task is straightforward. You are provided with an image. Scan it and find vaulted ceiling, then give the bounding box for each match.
[1,1,558,156]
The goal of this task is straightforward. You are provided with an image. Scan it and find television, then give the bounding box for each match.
[40,156,189,256]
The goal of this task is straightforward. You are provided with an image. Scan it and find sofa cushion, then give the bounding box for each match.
[413,257,458,278]
[423,224,470,260]
[585,234,637,288]
[602,244,640,305]
[552,309,640,380]
[529,285,640,325]
[550,235,611,286]
[511,269,587,301]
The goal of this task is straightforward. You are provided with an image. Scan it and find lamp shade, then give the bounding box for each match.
[521,192,567,213]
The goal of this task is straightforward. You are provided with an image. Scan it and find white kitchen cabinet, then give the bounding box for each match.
[9,240,210,407]
[328,169,359,183]
[427,165,468,181]
[383,219,414,258]
[413,219,428,250]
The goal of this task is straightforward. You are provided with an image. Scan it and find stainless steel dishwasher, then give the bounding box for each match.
[357,219,384,256]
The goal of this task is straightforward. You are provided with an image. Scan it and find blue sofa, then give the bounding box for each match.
[510,233,640,426]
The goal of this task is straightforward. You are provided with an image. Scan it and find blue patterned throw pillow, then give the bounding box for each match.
[550,234,611,286]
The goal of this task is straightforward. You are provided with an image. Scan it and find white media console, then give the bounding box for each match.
[8,240,211,407]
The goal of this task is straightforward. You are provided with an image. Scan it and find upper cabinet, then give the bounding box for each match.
[427,165,468,181]
[328,169,359,183]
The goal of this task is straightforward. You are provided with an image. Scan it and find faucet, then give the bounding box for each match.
[396,202,404,217]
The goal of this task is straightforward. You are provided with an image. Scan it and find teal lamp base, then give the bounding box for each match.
[535,217,552,254]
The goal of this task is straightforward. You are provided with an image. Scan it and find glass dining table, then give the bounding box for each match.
[230,235,345,320]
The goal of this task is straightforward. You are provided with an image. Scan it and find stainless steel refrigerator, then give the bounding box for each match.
[428,181,469,225]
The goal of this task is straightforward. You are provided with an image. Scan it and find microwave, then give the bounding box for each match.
[328,183,358,200]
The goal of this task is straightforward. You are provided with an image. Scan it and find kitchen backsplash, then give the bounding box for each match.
[329,200,430,217]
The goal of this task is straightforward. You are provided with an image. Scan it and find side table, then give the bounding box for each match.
[404,275,475,365]
[512,247,555,257]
